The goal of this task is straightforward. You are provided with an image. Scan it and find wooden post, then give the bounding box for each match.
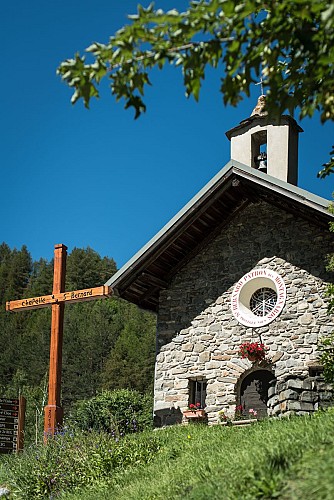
[44,244,67,439]
[17,396,26,452]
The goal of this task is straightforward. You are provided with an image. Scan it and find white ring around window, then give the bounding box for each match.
[231,269,286,328]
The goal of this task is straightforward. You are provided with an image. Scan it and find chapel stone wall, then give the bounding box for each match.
[154,201,334,426]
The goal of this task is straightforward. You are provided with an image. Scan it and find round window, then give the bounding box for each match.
[250,288,278,317]
[231,269,286,328]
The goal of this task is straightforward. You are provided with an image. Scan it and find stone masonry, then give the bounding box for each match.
[268,375,333,416]
[154,200,334,426]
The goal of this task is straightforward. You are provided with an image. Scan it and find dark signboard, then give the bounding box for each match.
[0,398,19,404]
[0,397,25,454]
[0,422,18,430]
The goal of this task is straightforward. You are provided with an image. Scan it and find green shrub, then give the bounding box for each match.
[68,389,152,437]
[318,331,334,384]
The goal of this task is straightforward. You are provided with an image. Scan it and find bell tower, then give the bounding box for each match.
[225,96,303,185]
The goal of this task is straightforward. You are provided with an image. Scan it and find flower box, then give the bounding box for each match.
[247,354,260,362]
[183,409,206,419]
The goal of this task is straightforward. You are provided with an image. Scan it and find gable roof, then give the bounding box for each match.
[105,160,332,312]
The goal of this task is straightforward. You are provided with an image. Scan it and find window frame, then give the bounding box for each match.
[189,379,207,409]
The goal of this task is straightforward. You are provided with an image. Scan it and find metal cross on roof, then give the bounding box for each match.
[255,74,264,96]
[255,65,265,95]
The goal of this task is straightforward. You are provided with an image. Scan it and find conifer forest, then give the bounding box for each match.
[0,243,156,442]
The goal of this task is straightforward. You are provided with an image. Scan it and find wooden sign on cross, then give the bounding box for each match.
[6,244,112,439]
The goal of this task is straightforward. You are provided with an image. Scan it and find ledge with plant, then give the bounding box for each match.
[219,405,258,426]
[183,402,206,420]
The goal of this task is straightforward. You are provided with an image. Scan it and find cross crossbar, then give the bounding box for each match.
[6,286,112,312]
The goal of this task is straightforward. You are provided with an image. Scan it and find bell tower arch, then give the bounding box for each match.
[225,96,303,186]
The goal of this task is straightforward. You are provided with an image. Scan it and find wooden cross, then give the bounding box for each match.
[6,244,112,439]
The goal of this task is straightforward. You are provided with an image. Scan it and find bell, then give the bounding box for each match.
[254,152,267,172]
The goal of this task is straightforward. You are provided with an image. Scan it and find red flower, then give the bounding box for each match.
[188,402,202,411]
[238,342,267,361]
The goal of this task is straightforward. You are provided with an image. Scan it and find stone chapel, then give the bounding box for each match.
[105,98,334,426]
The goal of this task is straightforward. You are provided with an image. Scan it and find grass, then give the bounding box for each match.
[1,410,334,499]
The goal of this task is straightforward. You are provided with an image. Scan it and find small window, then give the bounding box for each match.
[309,365,324,377]
[189,379,207,408]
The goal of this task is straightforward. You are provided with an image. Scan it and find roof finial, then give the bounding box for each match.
[251,65,267,116]
[251,95,267,117]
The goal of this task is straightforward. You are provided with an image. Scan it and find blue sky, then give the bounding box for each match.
[1,1,333,270]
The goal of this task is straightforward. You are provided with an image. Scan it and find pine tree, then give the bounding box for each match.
[101,301,156,393]
[4,246,32,301]
[0,242,11,304]
[66,247,116,290]
[26,258,53,296]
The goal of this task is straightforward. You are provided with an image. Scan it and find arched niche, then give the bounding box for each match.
[236,367,275,418]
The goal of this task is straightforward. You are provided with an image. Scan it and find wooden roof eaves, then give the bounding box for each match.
[163,197,251,283]
[119,196,251,312]
[105,160,239,291]
[105,160,333,298]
